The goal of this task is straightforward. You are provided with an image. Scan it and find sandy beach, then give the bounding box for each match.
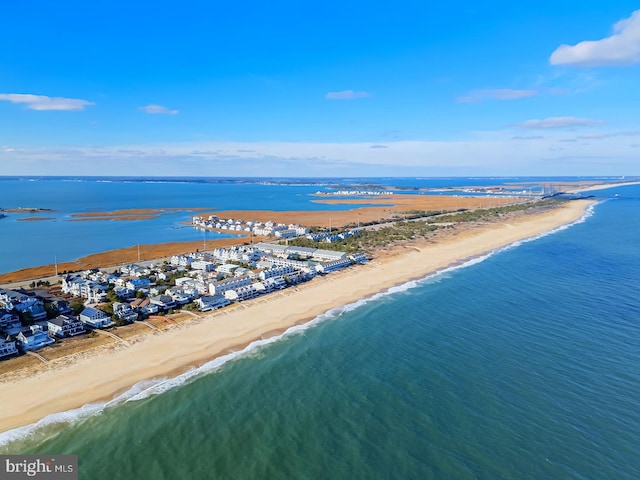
[0,199,593,434]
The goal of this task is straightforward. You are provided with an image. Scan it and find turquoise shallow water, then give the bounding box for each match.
[1,184,639,479]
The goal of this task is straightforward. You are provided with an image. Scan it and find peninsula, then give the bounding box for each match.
[0,196,594,434]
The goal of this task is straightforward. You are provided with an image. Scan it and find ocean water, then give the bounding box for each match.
[1,183,640,479]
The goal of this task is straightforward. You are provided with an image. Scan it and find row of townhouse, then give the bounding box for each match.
[252,243,367,266]
[221,275,287,302]
[194,215,310,238]
[257,256,317,279]
[208,275,253,296]
[252,242,350,262]
[171,254,197,267]
[211,246,263,264]
[316,258,352,274]
[258,264,296,281]
[305,228,362,244]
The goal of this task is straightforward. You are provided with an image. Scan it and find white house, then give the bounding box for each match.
[126,278,151,291]
[262,276,287,292]
[171,255,196,267]
[195,295,230,312]
[79,307,114,329]
[175,278,208,295]
[216,263,239,275]
[16,326,55,351]
[165,289,192,306]
[87,287,108,304]
[150,295,177,311]
[47,315,86,338]
[191,260,216,271]
[349,253,368,263]
[114,286,135,299]
[113,303,138,323]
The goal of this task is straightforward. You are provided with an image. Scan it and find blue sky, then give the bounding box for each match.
[1,1,639,176]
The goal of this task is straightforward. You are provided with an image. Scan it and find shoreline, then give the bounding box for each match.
[0,199,594,436]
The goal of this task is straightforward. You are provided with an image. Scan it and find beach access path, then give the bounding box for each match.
[0,199,594,435]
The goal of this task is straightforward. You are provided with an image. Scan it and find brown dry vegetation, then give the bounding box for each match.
[203,194,521,229]
[40,334,116,361]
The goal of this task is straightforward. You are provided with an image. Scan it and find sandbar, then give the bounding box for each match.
[0,199,593,434]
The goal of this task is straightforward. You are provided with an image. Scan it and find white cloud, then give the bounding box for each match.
[3,134,639,176]
[456,89,538,103]
[550,10,640,66]
[516,116,604,129]
[139,104,179,115]
[325,90,371,100]
[0,93,94,111]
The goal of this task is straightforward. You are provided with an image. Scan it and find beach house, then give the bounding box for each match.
[16,325,55,351]
[261,276,287,292]
[0,311,22,335]
[191,260,216,271]
[150,295,177,311]
[12,298,47,322]
[47,315,86,338]
[0,337,18,359]
[113,303,138,323]
[126,278,151,292]
[195,295,230,312]
[79,307,114,329]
